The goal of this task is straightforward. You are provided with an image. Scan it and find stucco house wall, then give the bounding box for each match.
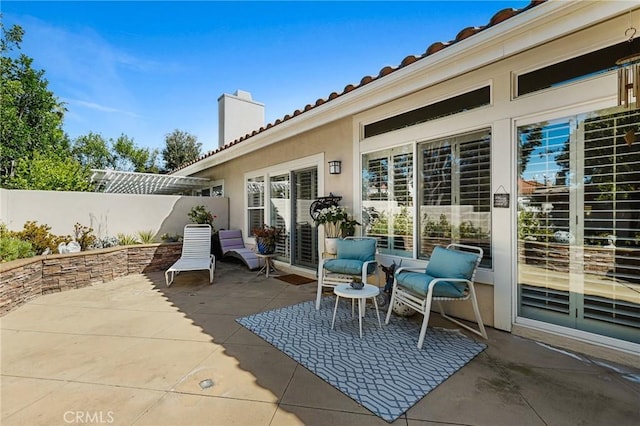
[175,0,640,362]
[192,117,354,232]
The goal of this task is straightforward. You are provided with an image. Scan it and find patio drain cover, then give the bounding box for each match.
[199,379,214,389]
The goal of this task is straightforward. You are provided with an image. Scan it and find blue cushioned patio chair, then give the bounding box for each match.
[316,237,378,310]
[385,243,487,349]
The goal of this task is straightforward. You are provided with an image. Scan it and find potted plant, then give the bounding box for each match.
[314,205,349,254]
[188,205,218,254]
[252,224,283,254]
[188,205,217,230]
[340,216,361,238]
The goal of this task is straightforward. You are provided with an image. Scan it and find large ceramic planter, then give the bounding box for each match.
[256,237,276,255]
[325,237,339,254]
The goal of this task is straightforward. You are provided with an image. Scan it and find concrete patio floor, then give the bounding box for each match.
[1,261,639,426]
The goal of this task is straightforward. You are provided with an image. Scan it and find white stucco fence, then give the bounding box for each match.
[0,189,229,241]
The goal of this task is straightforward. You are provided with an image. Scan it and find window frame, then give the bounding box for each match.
[417,128,493,268]
[362,143,414,257]
[246,175,265,236]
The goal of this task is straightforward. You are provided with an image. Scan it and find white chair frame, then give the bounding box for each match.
[165,224,215,287]
[385,243,487,349]
[315,237,378,310]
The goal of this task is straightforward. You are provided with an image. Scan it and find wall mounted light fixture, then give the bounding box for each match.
[328,160,342,175]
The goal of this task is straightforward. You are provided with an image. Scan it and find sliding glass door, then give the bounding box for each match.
[291,168,318,268]
[517,106,640,344]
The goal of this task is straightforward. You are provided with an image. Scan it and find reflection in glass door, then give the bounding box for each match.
[292,168,318,268]
[517,107,640,344]
[270,174,291,260]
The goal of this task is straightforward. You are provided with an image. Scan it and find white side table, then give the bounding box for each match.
[331,284,382,338]
[256,253,278,278]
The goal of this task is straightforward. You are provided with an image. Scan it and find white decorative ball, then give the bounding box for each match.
[392,300,416,317]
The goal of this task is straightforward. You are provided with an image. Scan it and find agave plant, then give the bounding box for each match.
[136,230,155,244]
[117,233,140,245]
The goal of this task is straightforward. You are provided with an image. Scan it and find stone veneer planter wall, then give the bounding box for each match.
[0,243,182,316]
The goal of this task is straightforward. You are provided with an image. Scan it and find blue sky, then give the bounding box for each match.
[4,1,530,153]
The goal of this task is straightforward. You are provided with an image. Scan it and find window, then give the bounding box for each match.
[516,41,634,96]
[201,181,224,197]
[362,145,414,256]
[364,86,490,138]
[517,107,640,344]
[247,176,264,234]
[418,129,492,267]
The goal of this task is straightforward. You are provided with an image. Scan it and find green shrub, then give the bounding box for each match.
[188,205,217,229]
[369,211,389,235]
[422,214,452,239]
[13,221,71,254]
[0,235,35,262]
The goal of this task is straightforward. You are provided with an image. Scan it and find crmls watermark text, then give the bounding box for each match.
[63,411,115,424]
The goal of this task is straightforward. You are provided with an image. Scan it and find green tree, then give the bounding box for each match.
[112,134,160,173]
[0,21,67,180]
[71,132,113,169]
[162,129,202,171]
[3,151,94,191]
[71,132,160,173]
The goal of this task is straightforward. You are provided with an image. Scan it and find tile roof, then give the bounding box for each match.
[176,0,546,172]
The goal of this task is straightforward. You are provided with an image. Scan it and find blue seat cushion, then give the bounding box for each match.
[336,238,376,262]
[324,259,366,275]
[396,271,466,298]
[425,246,478,281]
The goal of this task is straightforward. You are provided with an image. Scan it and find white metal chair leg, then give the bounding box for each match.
[437,284,487,339]
[468,283,487,338]
[385,283,397,324]
[358,298,363,338]
[417,292,434,349]
[315,270,324,310]
[373,295,382,329]
[331,295,340,329]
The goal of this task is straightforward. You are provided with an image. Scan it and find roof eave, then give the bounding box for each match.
[175,0,636,177]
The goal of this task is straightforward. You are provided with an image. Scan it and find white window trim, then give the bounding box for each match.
[244,153,325,240]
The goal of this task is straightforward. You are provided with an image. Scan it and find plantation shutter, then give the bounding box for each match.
[247,177,264,234]
[419,129,492,267]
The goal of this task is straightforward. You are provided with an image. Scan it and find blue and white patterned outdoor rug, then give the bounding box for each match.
[236,298,486,422]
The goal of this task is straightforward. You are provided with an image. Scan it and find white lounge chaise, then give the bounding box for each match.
[218,229,260,270]
[165,224,215,287]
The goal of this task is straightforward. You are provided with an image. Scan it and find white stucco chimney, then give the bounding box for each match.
[218,90,265,148]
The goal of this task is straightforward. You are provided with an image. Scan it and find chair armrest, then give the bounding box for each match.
[427,277,472,298]
[394,266,425,276]
[427,277,470,286]
[362,259,377,282]
[363,260,377,270]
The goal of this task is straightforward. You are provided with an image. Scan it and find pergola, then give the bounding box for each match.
[90,169,210,195]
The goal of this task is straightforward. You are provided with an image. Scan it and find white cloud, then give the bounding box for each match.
[70,99,141,118]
